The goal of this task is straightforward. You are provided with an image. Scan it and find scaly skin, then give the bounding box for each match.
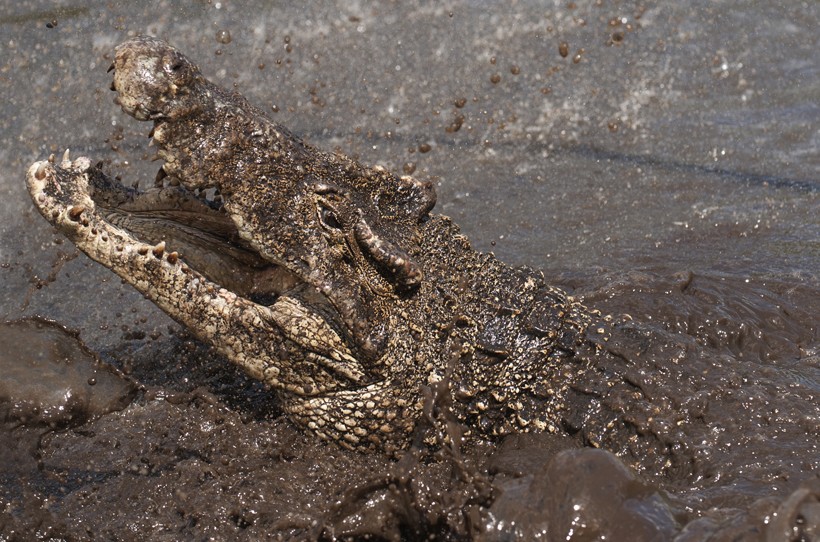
[26,38,699,473]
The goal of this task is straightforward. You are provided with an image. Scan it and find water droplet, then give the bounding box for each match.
[216,29,232,44]
[559,41,569,57]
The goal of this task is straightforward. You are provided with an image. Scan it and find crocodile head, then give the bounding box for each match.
[108,36,437,362]
[27,36,440,408]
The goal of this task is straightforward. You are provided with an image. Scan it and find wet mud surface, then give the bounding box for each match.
[1,1,818,540]
[0,318,136,429]
[2,275,818,540]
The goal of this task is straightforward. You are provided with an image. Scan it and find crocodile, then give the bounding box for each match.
[24,37,759,478]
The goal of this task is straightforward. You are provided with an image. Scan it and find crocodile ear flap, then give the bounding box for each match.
[354,218,422,291]
[370,171,437,223]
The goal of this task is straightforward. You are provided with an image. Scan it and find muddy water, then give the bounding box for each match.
[0,318,135,428]
[1,0,818,540]
[1,274,817,539]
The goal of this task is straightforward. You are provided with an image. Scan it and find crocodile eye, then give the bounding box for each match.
[320,206,342,230]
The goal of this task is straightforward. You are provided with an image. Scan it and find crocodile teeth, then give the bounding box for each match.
[152,241,166,258]
[34,162,47,180]
[68,205,85,221]
[154,166,167,186]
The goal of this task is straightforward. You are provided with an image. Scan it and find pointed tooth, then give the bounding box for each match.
[35,162,48,180]
[148,126,155,138]
[61,149,71,167]
[47,153,56,164]
[154,167,167,186]
[152,241,166,258]
[68,205,85,221]
[107,62,115,73]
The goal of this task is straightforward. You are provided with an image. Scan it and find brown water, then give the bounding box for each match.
[1,0,818,539]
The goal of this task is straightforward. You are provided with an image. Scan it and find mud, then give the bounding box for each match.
[1,273,817,540]
[0,318,136,429]
[1,0,818,540]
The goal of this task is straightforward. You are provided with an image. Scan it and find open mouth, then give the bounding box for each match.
[26,152,372,395]
[89,160,370,367]
[87,160,301,305]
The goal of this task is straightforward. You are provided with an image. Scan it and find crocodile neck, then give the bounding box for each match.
[383,215,609,440]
